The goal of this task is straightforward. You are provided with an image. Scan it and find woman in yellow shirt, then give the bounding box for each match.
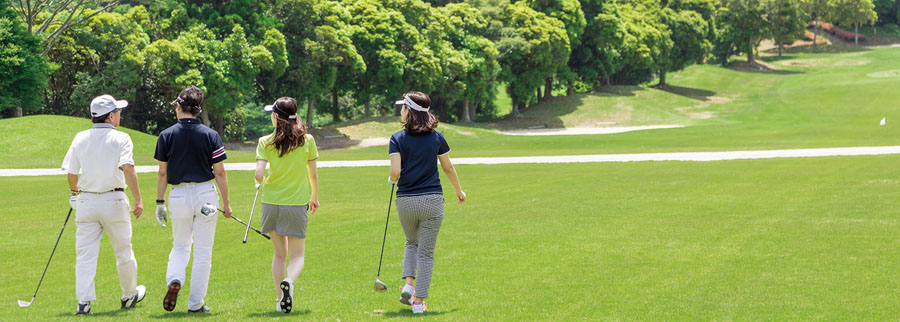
[254,97,319,314]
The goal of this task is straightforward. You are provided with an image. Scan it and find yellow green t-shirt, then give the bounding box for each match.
[256,133,318,206]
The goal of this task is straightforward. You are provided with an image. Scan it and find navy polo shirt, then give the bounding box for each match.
[154,118,227,185]
[389,130,450,197]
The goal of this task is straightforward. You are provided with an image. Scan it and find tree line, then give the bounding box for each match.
[0,0,881,140]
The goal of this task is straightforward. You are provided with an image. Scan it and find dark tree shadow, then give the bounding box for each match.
[148,312,221,319]
[382,307,460,318]
[652,85,717,102]
[247,309,312,317]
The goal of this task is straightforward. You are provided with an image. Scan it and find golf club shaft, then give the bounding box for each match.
[28,208,72,303]
[228,213,271,239]
[376,184,396,277]
[243,186,260,243]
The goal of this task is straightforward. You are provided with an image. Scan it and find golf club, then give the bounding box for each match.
[374,183,396,293]
[243,185,261,244]
[200,203,270,239]
[18,208,73,307]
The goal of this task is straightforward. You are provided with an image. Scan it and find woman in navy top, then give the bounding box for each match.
[388,91,466,314]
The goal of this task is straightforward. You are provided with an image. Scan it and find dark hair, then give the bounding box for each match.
[267,97,307,157]
[91,113,110,123]
[402,91,438,135]
[91,109,120,123]
[177,85,204,116]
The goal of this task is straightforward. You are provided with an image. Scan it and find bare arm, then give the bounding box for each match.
[254,160,267,185]
[308,160,319,214]
[122,164,143,218]
[438,154,465,203]
[213,161,232,218]
[68,174,79,192]
[156,161,168,203]
[389,153,401,182]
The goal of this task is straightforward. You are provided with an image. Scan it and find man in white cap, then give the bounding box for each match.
[62,94,146,315]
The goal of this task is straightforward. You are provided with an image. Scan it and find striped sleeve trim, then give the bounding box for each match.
[438,149,451,156]
[212,147,226,158]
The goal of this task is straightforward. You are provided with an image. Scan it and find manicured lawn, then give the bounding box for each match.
[6,46,900,168]
[2,155,900,320]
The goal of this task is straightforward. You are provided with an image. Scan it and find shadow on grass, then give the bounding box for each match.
[726,61,804,75]
[767,43,869,54]
[383,307,460,318]
[486,85,649,130]
[759,55,798,63]
[148,312,222,319]
[652,85,717,102]
[57,309,126,318]
[247,309,311,317]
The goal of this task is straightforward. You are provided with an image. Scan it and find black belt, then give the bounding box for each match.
[83,188,125,194]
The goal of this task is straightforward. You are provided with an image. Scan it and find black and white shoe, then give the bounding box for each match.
[279,279,293,313]
[76,302,92,315]
[121,285,147,309]
[188,305,211,313]
[163,279,181,311]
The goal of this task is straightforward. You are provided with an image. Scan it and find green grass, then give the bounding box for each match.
[4,156,900,320]
[7,46,900,168]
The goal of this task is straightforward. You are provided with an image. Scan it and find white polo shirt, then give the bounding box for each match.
[61,123,135,193]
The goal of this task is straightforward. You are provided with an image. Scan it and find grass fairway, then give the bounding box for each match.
[3,155,900,320]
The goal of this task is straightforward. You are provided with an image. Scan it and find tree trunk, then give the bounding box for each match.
[461,99,471,122]
[214,113,224,139]
[778,43,783,57]
[536,87,542,102]
[567,81,574,96]
[512,98,520,116]
[470,102,478,122]
[364,101,370,118]
[855,24,859,46]
[307,99,314,129]
[331,87,340,122]
[14,106,22,117]
[814,17,819,46]
[657,70,667,88]
[747,38,756,64]
[544,77,553,100]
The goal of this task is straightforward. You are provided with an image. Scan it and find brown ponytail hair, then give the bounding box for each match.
[402,91,438,135]
[267,97,307,157]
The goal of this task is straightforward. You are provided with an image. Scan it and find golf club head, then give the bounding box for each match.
[374,278,387,292]
[200,204,217,217]
[17,299,33,307]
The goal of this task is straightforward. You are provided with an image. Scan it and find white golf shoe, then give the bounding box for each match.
[400,284,414,305]
[121,285,146,308]
[76,302,92,315]
[411,301,426,314]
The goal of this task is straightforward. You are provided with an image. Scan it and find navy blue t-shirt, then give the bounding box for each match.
[389,130,451,197]
[154,118,227,185]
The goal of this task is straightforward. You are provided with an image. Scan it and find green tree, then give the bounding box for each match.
[610,1,668,85]
[497,2,569,115]
[767,0,806,56]
[569,0,620,88]
[0,0,50,117]
[526,0,585,98]
[656,0,713,88]
[715,0,769,65]
[800,0,832,46]
[274,0,363,128]
[830,0,878,45]
[9,0,122,56]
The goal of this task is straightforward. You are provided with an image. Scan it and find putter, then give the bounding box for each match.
[374,183,396,292]
[200,204,271,240]
[19,208,73,307]
[243,185,261,244]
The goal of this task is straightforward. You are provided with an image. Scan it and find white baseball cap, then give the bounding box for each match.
[90,95,128,117]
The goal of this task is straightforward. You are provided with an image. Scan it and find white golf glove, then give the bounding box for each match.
[155,204,167,227]
[69,194,79,210]
[388,176,398,185]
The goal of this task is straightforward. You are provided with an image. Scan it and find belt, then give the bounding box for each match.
[82,188,125,194]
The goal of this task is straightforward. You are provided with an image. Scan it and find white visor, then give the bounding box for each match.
[395,95,429,112]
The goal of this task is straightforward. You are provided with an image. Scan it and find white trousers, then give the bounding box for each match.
[165,181,218,311]
[75,191,137,303]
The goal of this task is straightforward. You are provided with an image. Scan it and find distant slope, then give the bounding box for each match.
[0,115,161,169]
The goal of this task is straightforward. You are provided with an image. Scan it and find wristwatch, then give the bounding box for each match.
[156,199,165,205]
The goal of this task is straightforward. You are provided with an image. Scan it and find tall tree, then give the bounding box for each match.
[767,0,806,56]
[830,0,877,45]
[0,0,50,117]
[656,1,712,88]
[715,0,769,65]
[497,2,569,115]
[799,0,832,46]
[526,0,585,98]
[9,0,122,56]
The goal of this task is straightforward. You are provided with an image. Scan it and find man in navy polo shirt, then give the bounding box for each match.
[154,85,232,313]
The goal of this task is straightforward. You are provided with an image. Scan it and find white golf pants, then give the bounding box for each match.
[165,181,218,311]
[74,191,137,303]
